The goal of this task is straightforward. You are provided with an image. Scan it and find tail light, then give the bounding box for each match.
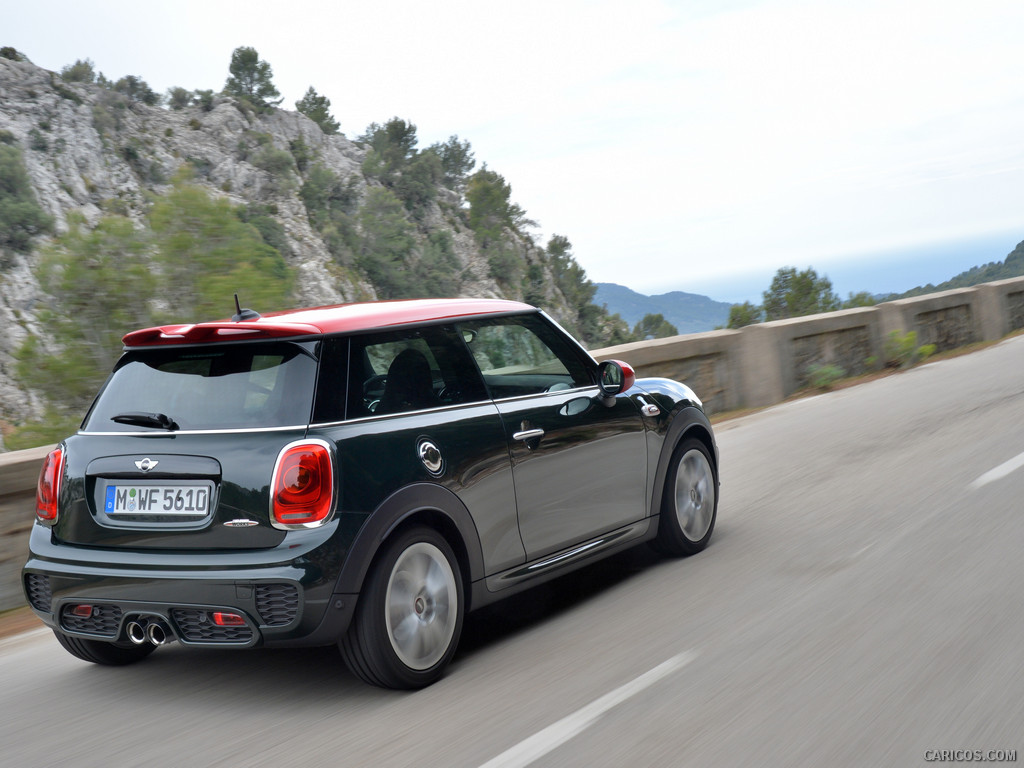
[36,447,64,524]
[270,440,335,529]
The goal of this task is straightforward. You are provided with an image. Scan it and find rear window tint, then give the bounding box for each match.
[83,343,317,431]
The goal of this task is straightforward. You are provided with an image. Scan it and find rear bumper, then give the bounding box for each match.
[22,523,357,649]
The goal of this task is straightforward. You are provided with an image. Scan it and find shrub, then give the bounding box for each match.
[252,145,296,194]
[166,86,192,110]
[0,47,27,61]
[192,90,215,111]
[113,75,160,105]
[60,59,96,83]
[289,137,313,173]
[884,330,935,369]
[808,363,846,391]
[28,128,47,151]
[0,143,54,251]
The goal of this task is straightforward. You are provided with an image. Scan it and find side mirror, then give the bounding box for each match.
[596,359,636,399]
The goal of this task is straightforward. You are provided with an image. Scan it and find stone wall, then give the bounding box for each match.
[0,445,49,611]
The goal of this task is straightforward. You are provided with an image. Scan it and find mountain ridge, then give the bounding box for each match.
[595,283,731,334]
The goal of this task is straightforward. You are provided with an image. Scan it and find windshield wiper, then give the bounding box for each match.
[111,412,180,431]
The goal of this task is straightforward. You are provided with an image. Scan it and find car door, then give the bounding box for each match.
[458,314,648,560]
[311,326,526,575]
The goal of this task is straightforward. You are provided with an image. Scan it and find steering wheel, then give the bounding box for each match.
[363,374,388,398]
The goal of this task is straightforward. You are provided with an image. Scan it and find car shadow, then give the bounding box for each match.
[455,543,662,658]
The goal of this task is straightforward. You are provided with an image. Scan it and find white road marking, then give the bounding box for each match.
[970,451,1024,490]
[478,651,697,768]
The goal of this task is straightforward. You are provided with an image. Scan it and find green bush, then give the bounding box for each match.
[288,137,313,173]
[28,128,47,151]
[4,407,84,451]
[193,90,215,111]
[0,143,53,252]
[60,59,96,83]
[884,330,935,369]
[808,363,846,390]
[113,75,160,105]
[166,86,192,110]
[252,144,296,194]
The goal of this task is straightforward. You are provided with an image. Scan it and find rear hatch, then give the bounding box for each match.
[53,340,319,550]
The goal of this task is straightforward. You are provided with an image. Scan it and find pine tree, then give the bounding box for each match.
[295,87,340,134]
[224,46,282,107]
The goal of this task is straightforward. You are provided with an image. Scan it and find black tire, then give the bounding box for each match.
[340,526,464,689]
[52,631,156,666]
[655,438,718,557]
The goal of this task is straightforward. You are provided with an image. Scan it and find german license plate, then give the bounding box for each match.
[104,485,210,516]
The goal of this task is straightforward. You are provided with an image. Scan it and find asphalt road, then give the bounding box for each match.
[3,336,1023,767]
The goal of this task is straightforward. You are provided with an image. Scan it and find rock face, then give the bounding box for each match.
[0,57,582,441]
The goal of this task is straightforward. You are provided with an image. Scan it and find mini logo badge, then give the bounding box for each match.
[135,458,159,472]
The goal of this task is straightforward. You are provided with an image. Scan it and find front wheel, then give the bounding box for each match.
[53,631,156,666]
[340,526,463,689]
[655,438,718,556]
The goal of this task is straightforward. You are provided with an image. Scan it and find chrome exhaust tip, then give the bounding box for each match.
[127,621,147,645]
[146,621,169,646]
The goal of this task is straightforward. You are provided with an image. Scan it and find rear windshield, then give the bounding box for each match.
[83,342,318,432]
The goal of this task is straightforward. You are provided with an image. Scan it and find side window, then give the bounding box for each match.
[459,315,592,398]
[346,326,486,418]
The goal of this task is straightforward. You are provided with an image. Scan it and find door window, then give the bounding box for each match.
[458,315,592,399]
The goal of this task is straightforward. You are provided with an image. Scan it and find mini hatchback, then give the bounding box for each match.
[23,298,718,688]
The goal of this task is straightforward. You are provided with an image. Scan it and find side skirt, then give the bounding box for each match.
[470,518,655,610]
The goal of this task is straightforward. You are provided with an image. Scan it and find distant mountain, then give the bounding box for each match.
[595,283,731,335]
[893,238,1024,299]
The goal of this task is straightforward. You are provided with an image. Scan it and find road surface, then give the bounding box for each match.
[3,336,1023,767]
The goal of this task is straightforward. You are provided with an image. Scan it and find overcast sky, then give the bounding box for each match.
[6,0,1024,301]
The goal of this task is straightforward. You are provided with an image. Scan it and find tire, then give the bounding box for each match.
[52,631,156,666]
[340,526,464,689]
[655,438,718,557]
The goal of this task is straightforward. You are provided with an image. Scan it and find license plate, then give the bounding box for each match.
[104,485,210,516]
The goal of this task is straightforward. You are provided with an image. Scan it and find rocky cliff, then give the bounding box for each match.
[0,56,594,444]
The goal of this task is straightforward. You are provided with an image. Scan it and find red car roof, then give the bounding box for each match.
[122,298,535,347]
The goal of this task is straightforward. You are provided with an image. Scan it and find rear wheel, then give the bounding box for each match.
[655,438,718,556]
[52,631,156,666]
[340,526,463,689]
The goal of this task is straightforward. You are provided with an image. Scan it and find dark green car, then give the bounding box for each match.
[23,298,718,688]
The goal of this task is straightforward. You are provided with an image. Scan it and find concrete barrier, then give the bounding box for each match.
[2,274,1024,610]
[0,445,50,612]
[593,275,1024,409]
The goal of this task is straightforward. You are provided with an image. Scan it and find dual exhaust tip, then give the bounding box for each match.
[126,619,171,646]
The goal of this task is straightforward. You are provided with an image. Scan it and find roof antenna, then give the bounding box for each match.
[231,293,261,322]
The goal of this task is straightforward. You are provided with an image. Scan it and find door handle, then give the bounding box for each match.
[513,428,545,442]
